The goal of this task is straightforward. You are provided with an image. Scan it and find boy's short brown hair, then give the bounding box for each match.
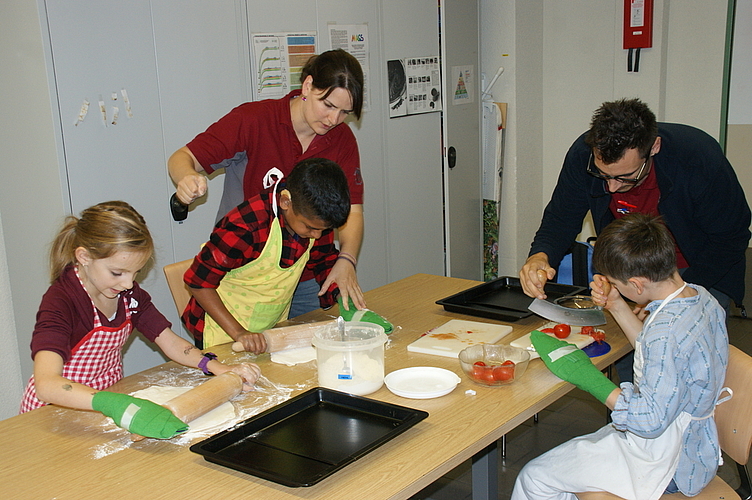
[592,213,677,283]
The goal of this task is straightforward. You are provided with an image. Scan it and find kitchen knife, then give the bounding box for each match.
[528,298,606,326]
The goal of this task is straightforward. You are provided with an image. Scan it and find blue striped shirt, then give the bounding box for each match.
[611,284,728,496]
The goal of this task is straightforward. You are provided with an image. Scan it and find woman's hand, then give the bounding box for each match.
[321,258,366,310]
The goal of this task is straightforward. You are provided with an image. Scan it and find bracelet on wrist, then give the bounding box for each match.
[337,254,357,269]
[198,352,217,375]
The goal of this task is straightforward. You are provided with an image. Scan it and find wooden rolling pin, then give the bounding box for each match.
[231,319,335,353]
[131,371,243,441]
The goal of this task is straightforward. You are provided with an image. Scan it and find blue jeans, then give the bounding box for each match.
[288,278,322,318]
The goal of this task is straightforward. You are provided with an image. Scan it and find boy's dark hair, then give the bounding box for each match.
[286,158,350,228]
[301,49,364,119]
[592,213,677,283]
[585,98,658,164]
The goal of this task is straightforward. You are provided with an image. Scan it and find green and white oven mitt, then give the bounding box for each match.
[338,296,394,334]
[92,391,188,439]
[530,329,617,404]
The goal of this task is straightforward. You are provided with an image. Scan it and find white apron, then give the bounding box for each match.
[580,284,700,500]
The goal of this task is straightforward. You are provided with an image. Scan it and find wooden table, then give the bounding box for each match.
[0,274,631,500]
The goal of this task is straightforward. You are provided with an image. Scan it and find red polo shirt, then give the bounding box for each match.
[187,90,363,205]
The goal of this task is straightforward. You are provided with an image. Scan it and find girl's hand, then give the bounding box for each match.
[225,363,261,392]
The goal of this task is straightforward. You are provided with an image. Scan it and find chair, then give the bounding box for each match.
[556,239,596,288]
[163,259,193,318]
[576,345,752,500]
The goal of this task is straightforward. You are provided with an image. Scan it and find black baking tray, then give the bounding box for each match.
[436,276,587,321]
[189,387,428,487]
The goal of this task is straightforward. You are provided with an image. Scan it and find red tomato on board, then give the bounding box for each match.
[553,324,571,339]
[580,326,595,336]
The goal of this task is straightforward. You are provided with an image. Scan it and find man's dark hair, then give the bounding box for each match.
[301,49,364,119]
[592,213,677,283]
[585,98,658,164]
[286,158,350,228]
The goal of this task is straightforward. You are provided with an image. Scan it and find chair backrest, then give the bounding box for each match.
[716,345,752,465]
[163,259,194,317]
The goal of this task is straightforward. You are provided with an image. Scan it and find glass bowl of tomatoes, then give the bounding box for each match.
[458,344,530,386]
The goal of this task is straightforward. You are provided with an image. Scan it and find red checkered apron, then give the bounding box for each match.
[20,271,133,413]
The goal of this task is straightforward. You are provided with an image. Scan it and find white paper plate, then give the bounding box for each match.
[384,367,461,399]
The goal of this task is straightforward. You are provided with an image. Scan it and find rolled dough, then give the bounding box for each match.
[130,386,236,437]
[270,346,316,366]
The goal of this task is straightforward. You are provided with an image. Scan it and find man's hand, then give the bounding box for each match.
[519,252,556,299]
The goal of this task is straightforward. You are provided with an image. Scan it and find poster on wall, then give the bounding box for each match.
[328,24,371,113]
[387,56,442,118]
[451,65,475,105]
[251,32,317,101]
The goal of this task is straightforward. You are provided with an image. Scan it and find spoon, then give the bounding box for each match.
[338,316,352,379]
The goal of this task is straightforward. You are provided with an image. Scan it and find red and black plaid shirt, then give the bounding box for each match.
[182,186,338,343]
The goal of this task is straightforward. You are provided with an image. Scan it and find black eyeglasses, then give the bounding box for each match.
[586,154,650,184]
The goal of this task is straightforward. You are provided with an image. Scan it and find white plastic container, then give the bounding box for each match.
[312,321,387,396]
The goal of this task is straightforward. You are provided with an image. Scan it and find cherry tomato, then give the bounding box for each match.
[492,360,515,382]
[482,368,497,383]
[474,361,487,367]
[471,364,486,380]
[590,330,606,342]
[580,326,594,336]
[553,323,571,339]
[540,328,555,334]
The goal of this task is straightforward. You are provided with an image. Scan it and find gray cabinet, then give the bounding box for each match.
[41,0,478,375]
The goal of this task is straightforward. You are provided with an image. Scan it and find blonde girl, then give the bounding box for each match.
[20,201,260,439]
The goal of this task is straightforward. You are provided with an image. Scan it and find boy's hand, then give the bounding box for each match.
[235,332,266,354]
[590,274,621,309]
[92,391,188,439]
[531,330,618,404]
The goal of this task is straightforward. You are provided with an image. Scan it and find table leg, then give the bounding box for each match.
[471,441,499,500]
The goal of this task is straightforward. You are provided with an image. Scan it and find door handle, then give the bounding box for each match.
[448,146,457,169]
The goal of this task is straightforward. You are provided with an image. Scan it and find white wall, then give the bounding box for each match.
[481,0,734,276]
[0,0,67,415]
[0,0,740,417]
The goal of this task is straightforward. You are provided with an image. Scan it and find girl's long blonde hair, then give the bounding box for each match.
[49,201,154,283]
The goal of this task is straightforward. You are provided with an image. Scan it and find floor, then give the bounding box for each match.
[410,314,752,500]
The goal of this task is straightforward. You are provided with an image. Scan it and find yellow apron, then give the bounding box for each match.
[202,191,313,348]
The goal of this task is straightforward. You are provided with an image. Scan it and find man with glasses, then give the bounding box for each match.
[520,97,750,324]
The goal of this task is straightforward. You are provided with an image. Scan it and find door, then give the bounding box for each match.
[441,0,482,280]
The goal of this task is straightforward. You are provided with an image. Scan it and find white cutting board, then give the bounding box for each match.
[407,319,513,358]
[511,321,599,359]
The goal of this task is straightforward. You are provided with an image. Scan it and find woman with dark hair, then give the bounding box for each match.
[168,49,366,316]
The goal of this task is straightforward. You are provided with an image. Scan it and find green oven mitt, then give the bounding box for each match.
[531,330,618,404]
[92,391,188,439]
[338,296,394,334]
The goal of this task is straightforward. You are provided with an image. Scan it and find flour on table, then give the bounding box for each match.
[130,386,236,438]
[271,346,316,366]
